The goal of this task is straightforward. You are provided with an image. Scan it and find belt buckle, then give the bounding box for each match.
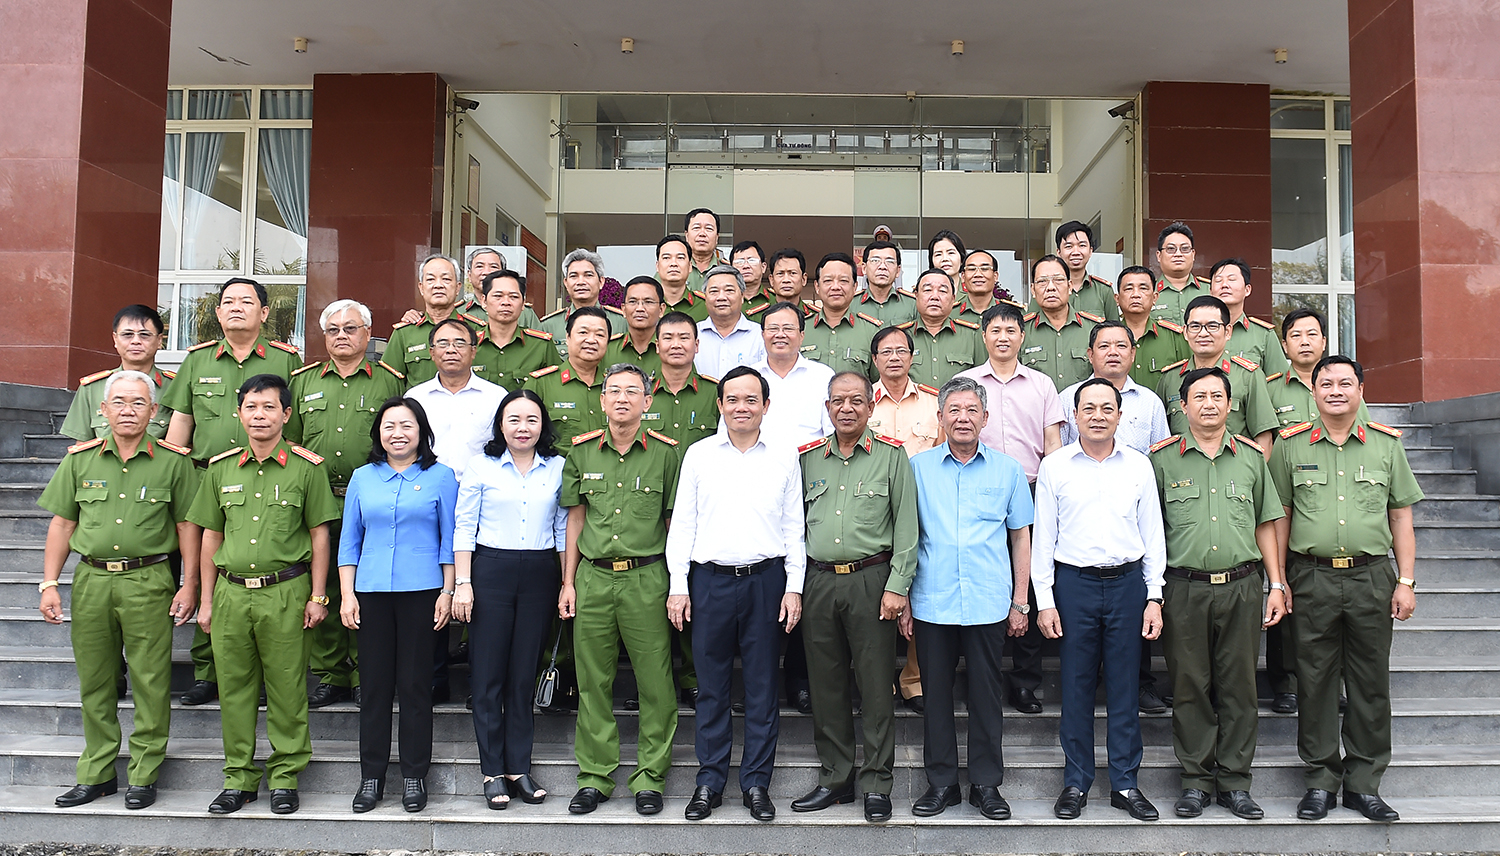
[612,559,631,571]
[244,575,264,589]
[1209,572,1228,585]
[105,560,126,572]
[834,563,854,575]
[1332,557,1352,569]
[733,564,753,577]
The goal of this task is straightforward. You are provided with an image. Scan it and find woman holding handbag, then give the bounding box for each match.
[453,389,568,809]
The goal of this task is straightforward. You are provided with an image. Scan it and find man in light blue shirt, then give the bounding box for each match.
[695,265,766,378]
[907,375,1034,822]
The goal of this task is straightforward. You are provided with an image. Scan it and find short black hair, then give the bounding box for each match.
[624,275,666,303]
[237,373,290,408]
[1157,221,1194,250]
[1088,320,1136,348]
[1180,366,1231,402]
[730,240,765,264]
[871,325,913,354]
[861,240,901,263]
[914,267,955,291]
[565,305,611,336]
[981,301,1026,332]
[1281,307,1328,339]
[1030,253,1069,282]
[656,310,698,337]
[769,247,806,274]
[1055,220,1094,248]
[965,248,998,269]
[428,317,475,347]
[1117,264,1155,288]
[221,277,268,307]
[1184,295,1231,326]
[927,230,966,267]
[369,396,441,469]
[1074,376,1122,408]
[656,234,691,256]
[719,365,770,401]
[761,301,805,331]
[814,252,857,281]
[1312,354,1364,385]
[1210,257,1252,283]
[479,269,525,298]
[483,389,557,460]
[684,208,720,231]
[113,304,164,335]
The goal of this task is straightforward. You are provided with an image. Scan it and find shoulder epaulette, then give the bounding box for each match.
[745,304,768,316]
[698,374,719,384]
[209,447,242,464]
[1264,372,1284,383]
[1278,421,1313,440]
[462,312,487,326]
[1369,421,1404,438]
[377,360,405,380]
[571,428,605,445]
[917,383,940,396]
[954,318,980,329]
[390,320,412,331]
[156,439,191,456]
[187,339,217,352]
[529,365,560,379]
[798,438,828,454]
[1235,435,1266,455]
[523,327,553,340]
[875,434,904,448]
[896,287,915,298]
[540,308,566,321]
[609,332,625,342]
[291,361,322,377]
[1149,435,1180,453]
[1230,355,1260,372]
[692,290,706,299]
[1158,320,1185,333]
[604,305,625,316]
[269,340,300,354]
[1077,310,1105,323]
[159,369,176,380]
[897,320,916,329]
[1023,311,1038,322]
[290,445,324,465]
[1003,298,1027,309]
[67,438,104,454]
[79,368,113,385]
[856,312,881,326]
[646,429,679,446]
[1087,273,1112,287]
[1161,359,1189,373]
[1249,315,1276,330]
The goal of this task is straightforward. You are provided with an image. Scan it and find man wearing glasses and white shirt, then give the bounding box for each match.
[743,301,834,450]
[405,318,506,482]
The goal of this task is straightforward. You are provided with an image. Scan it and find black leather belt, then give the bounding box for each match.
[331,485,348,498]
[217,563,308,589]
[695,556,782,577]
[1293,553,1377,569]
[193,459,209,470]
[1166,561,1258,584]
[588,554,665,571]
[81,554,170,572]
[1059,558,1142,580]
[809,550,893,575]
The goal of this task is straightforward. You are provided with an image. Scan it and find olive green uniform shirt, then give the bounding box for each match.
[641,372,718,447]
[522,363,607,453]
[1264,370,1371,430]
[1150,432,1285,571]
[61,366,176,442]
[472,326,559,388]
[287,359,405,494]
[951,297,1022,327]
[1268,418,1424,558]
[604,334,664,382]
[855,289,919,328]
[561,428,681,561]
[661,288,711,324]
[186,441,341,575]
[383,311,485,390]
[901,318,985,389]
[743,291,774,319]
[537,305,627,359]
[1027,274,1121,322]
[38,435,198,559]
[1127,319,1189,390]
[1022,310,1101,392]
[1227,314,1292,378]
[686,254,728,293]
[1157,356,1280,440]
[456,297,540,331]
[158,336,304,462]
[1149,275,1211,326]
[798,431,919,596]
[803,311,880,378]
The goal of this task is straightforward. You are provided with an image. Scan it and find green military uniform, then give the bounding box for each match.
[641,372,718,448]
[456,296,541,331]
[1265,369,1372,430]
[472,326,559,388]
[187,440,340,791]
[158,334,303,683]
[562,427,682,796]
[1269,417,1423,795]
[38,435,197,787]
[901,318,985,389]
[604,334,663,382]
[803,311,881,377]
[522,363,606,456]
[1157,356,1280,441]
[686,254,727,293]
[1149,276,1210,326]
[798,430,918,796]
[855,288,919,328]
[951,297,1015,327]
[383,310,486,389]
[1151,431,1285,793]
[1227,314,1291,378]
[537,305,627,359]
[743,291,773,319]
[661,288,710,324]
[1022,310,1102,392]
[1127,319,1189,390]
[61,367,175,442]
[1027,274,1121,322]
[288,358,405,692]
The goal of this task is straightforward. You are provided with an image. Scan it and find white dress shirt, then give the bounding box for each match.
[406,371,507,482]
[737,356,834,451]
[1030,441,1166,610]
[665,431,806,596]
[1058,375,1171,453]
[454,450,568,552]
[695,315,766,378]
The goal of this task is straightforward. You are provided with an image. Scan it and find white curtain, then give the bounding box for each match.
[180,91,237,268]
[258,128,310,239]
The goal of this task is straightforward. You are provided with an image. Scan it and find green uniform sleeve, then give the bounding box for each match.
[1243,370,1280,437]
[60,389,95,442]
[36,455,81,521]
[1387,440,1425,509]
[1261,335,1291,377]
[1102,297,1121,323]
[186,466,226,532]
[1268,436,1294,511]
[661,442,682,513]
[302,461,341,528]
[1249,449,1286,524]
[170,454,201,523]
[285,374,306,445]
[885,448,919,596]
[560,448,583,507]
[158,355,194,412]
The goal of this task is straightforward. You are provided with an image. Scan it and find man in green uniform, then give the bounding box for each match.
[901,269,985,388]
[558,363,682,816]
[953,249,1019,325]
[524,307,612,453]
[471,269,559,387]
[803,252,881,377]
[1266,308,1371,430]
[1023,254,1102,392]
[62,305,175,442]
[606,276,666,380]
[1210,258,1291,378]
[1116,266,1188,389]
[456,247,542,328]
[538,249,626,357]
[1269,355,1422,824]
[289,299,404,708]
[384,255,479,388]
[767,247,812,311]
[1150,222,1210,326]
[1149,366,1288,821]
[684,208,728,293]
[855,240,918,328]
[1156,296,1278,451]
[790,372,917,824]
[1027,221,1120,322]
[656,234,710,322]
[163,277,303,705]
[189,373,340,815]
[40,371,199,811]
[731,240,774,319]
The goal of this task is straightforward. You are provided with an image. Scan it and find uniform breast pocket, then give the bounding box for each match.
[1226,490,1255,527]
[854,479,890,527]
[628,479,664,520]
[1293,470,1328,513]
[74,487,108,529]
[973,487,1006,521]
[1070,347,1090,367]
[192,384,226,420]
[219,492,246,531]
[270,489,304,531]
[1354,469,1390,513]
[298,397,328,438]
[1022,347,1048,367]
[802,479,830,527]
[1164,483,1200,529]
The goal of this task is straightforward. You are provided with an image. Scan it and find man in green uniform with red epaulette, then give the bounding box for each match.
[803,252,881,377]
[470,269,559,388]
[1115,266,1189,390]
[385,254,485,388]
[901,269,985,389]
[62,305,176,442]
[1150,222,1211,326]
[1023,255,1102,392]
[1156,296,1278,452]
[1028,221,1120,322]
[1209,258,1291,378]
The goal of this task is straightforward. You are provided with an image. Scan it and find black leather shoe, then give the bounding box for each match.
[684,785,721,820]
[1053,785,1087,819]
[1112,788,1159,821]
[270,788,299,814]
[449,640,469,665]
[1216,789,1263,820]
[1343,790,1400,822]
[635,790,663,815]
[968,784,1011,820]
[904,695,925,714]
[794,688,812,714]
[181,680,218,705]
[791,783,855,812]
[352,778,383,813]
[352,686,361,707]
[1272,692,1299,714]
[402,778,426,812]
[1008,686,1042,714]
[308,682,351,708]
[55,779,117,807]
[1297,788,1336,820]
[208,789,256,814]
[117,677,128,700]
[742,785,775,821]
[1138,685,1168,714]
[568,787,607,814]
[623,695,639,711]
[465,694,473,710]
[912,783,962,816]
[124,784,156,810]
[864,792,892,822]
[1175,788,1211,817]
[681,687,699,709]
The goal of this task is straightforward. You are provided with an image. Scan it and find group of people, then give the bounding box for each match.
[39,210,1421,827]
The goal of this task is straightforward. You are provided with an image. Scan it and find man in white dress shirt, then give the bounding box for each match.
[743,302,833,450]
[1058,322,1171,452]
[406,318,506,481]
[667,365,806,823]
[695,265,765,377]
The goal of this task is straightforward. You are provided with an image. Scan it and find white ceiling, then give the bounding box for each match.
[169,0,1351,97]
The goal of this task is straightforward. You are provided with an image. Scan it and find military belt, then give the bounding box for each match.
[1293,552,1377,569]
[809,550,893,575]
[588,554,665,572]
[1166,562,1258,584]
[81,554,170,572]
[217,563,308,589]
[331,485,348,497]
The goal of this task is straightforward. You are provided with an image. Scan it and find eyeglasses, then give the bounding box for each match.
[1161,244,1194,256]
[875,348,912,358]
[114,330,159,341]
[1033,275,1069,286]
[105,398,151,411]
[963,264,995,274]
[764,325,799,335]
[623,297,660,308]
[603,386,645,398]
[431,338,472,351]
[867,258,899,269]
[323,324,367,337]
[1184,321,1226,334]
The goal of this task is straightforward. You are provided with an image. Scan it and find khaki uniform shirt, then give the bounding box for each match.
[158,336,304,462]
[62,366,176,442]
[686,254,728,294]
[1128,319,1189,390]
[1027,274,1121,322]
[1157,355,1280,440]
[1227,314,1291,378]
[1149,275,1210,326]
[472,326,559,388]
[803,311,881,378]
[384,311,486,389]
[902,318,985,389]
[641,372,718,448]
[561,427,681,561]
[870,379,942,456]
[38,435,197,559]
[522,363,607,454]
[1150,431,1284,571]
[798,430,919,595]
[743,291,774,319]
[288,359,405,494]
[855,289,919,328]
[1022,310,1102,392]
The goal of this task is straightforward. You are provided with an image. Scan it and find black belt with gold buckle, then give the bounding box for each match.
[1166,561,1258,584]
[1295,553,1376,569]
[331,485,348,498]
[809,550,893,575]
[588,554,665,572]
[81,554,170,572]
[217,563,308,589]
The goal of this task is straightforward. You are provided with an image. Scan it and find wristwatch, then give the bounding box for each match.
[1011,601,1031,615]
[1397,577,1416,591]
[38,580,59,593]
[1147,597,1164,606]
[1268,582,1286,592]
[309,595,330,607]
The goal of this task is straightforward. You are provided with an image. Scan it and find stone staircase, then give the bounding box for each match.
[0,385,1496,853]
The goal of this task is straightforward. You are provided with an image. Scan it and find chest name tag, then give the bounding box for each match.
[554,402,577,409]
[1276,404,1295,413]
[801,344,817,352]
[222,484,244,493]
[407,343,427,353]
[1170,479,1194,488]
[81,480,106,489]
[643,412,661,420]
[808,479,826,491]
[1023,346,1043,355]
[199,377,222,384]
[582,473,604,480]
[1295,464,1319,472]
[303,392,324,402]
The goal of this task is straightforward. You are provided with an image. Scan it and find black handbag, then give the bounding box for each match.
[534,624,564,709]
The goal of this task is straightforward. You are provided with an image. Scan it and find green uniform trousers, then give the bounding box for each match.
[1162,571,1263,791]
[210,574,314,790]
[71,562,176,786]
[309,522,357,688]
[1287,554,1396,793]
[802,564,898,794]
[191,625,215,682]
[572,560,677,795]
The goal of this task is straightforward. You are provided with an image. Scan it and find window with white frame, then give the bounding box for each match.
[159,87,312,355]
[1269,96,1354,356]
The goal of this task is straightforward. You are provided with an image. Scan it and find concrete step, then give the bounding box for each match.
[1412,494,1500,523]
[1415,586,1500,617]
[1415,550,1500,586]
[1366,403,1412,424]
[1415,521,1500,551]
[23,434,72,459]
[1404,447,1455,469]
[0,575,73,609]
[0,460,62,483]
[0,484,44,511]
[1414,469,1478,494]
[1391,655,1500,698]
[1387,422,1434,446]
[1394,617,1500,656]
[0,512,53,541]
[2,786,1495,856]
[0,608,198,648]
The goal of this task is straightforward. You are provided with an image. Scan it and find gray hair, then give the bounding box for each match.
[563,248,604,278]
[828,370,874,401]
[465,246,504,269]
[603,362,650,390]
[703,263,745,291]
[103,370,158,404]
[318,299,372,330]
[418,253,461,281]
[937,375,987,412]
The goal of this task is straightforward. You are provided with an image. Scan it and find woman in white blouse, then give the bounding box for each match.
[453,389,567,809]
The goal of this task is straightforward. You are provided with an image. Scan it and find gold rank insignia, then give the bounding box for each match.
[1278,421,1313,440]
[290,445,325,465]
[67,438,105,454]
[1149,435,1181,454]
[645,429,678,446]
[571,428,606,445]
[1369,421,1404,438]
